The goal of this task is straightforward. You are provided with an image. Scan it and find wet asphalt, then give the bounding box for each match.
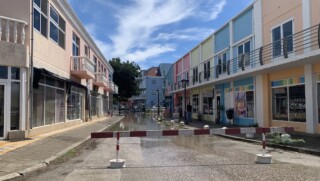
[24,113,320,181]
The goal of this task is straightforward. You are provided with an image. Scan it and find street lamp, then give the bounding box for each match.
[181,79,189,122]
[156,89,160,116]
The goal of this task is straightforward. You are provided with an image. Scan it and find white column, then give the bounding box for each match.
[21,24,26,45]
[302,0,311,53]
[304,64,316,133]
[255,74,265,127]
[20,68,27,130]
[0,18,2,41]
[229,21,233,59]
[253,0,263,48]
[13,21,17,43]
[6,20,10,42]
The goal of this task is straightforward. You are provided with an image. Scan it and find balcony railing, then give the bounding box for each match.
[95,73,108,88]
[171,23,320,92]
[0,15,27,44]
[70,56,95,79]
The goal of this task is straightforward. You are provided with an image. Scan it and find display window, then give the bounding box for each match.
[271,77,305,122]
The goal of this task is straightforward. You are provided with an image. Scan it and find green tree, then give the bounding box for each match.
[109,58,140,102]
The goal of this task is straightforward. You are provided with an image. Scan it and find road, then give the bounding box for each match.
[24,114,320,181]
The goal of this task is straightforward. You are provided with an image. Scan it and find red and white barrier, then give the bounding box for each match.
[92,127,294,167]
[91,127,294,139]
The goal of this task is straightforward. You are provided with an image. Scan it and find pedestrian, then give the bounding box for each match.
[178,105,182,121]
[186,103,192,124]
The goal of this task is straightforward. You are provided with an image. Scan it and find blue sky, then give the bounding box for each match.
[68,0,254,69]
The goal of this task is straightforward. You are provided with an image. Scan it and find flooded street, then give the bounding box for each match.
[25,114,320,181]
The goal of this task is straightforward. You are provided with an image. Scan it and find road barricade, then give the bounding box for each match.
[91,127,294,167]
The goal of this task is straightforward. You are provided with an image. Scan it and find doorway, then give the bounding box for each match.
[216,95,221,124]
[0,83,6,138]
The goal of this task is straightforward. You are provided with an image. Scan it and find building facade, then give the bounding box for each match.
[131,64,171,110]
[170,0,320,134]
[0,0,118,139]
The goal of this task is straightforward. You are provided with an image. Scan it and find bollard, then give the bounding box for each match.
[256,132,272,164]
[109,132,126,168]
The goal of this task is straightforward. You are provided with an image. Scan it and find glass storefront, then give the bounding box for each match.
[67,87,83,120]
[202,92,213,115]
[32,75,66,127]
[192,94,199,113]
[272,84,306,122]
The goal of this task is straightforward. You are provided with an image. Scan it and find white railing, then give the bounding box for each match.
[114,85,118,94]
[0,15,27,44]
[70,56,95,75]
[95,73,108,85]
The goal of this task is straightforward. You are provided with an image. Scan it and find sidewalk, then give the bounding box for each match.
[185,119,320,156]
[0,116,123,181]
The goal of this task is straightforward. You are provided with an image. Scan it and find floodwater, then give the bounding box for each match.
[107,113,179,132]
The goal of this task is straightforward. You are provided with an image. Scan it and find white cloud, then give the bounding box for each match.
[123,44,176,62]
[197,0,227,21]
[109,0,196,60]
[82,0,227,64]
[155,27,215,41]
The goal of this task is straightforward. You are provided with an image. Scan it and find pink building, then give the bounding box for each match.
[0,0,117,139]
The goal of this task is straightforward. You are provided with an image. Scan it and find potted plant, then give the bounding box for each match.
[197,111,204,122]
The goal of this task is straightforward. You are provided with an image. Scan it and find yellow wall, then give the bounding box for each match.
[310,0,320,27]
[262,0,302,46]
[269,67,304,80]
[191,47,200,68]
[201,37,213,62]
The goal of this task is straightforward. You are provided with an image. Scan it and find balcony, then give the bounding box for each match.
[0,15,27,67]
[70,56,95,79]
[94,73,108,88]
[171,23,320,92]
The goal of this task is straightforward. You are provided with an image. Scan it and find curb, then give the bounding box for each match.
[217,134,320,157]
[0,116,123,181]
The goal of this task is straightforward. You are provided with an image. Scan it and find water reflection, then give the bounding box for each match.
[107,113,173,131]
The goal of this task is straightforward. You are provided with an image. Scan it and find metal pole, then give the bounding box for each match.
[116,132,120,162]
[157,90,160,116]
[262,132,266,155]
[184,84,187,122]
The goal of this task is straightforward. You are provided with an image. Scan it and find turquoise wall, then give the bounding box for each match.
[214,25,230,53]
[233,8,253,43]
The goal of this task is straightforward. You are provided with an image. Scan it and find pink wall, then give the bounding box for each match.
[182,53,190,72]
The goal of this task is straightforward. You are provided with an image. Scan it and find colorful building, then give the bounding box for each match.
[0,0,118,139]
[170,0,320,134]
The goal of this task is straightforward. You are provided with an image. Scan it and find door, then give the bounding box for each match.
[216,95,221,124]
[0,84,5,138]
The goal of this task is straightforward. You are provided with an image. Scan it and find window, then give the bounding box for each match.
[192,94,199,113]
[234,90,254,118]
[272,84,305,122]
[204,61,210,80]
[192,67,198,83]
[217,52,227,74]
[67,87,83,120]
[72,33,80,56]
[50,6,65,48]
[33,0,48,37]
[85,45,90,58]
[318,81,320,123]
[238,41,251,67]
[203,92,213,115]
[11,82,20,130]
[272,20,293,57]
[93,56,97,72]
[32,76,66,127]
